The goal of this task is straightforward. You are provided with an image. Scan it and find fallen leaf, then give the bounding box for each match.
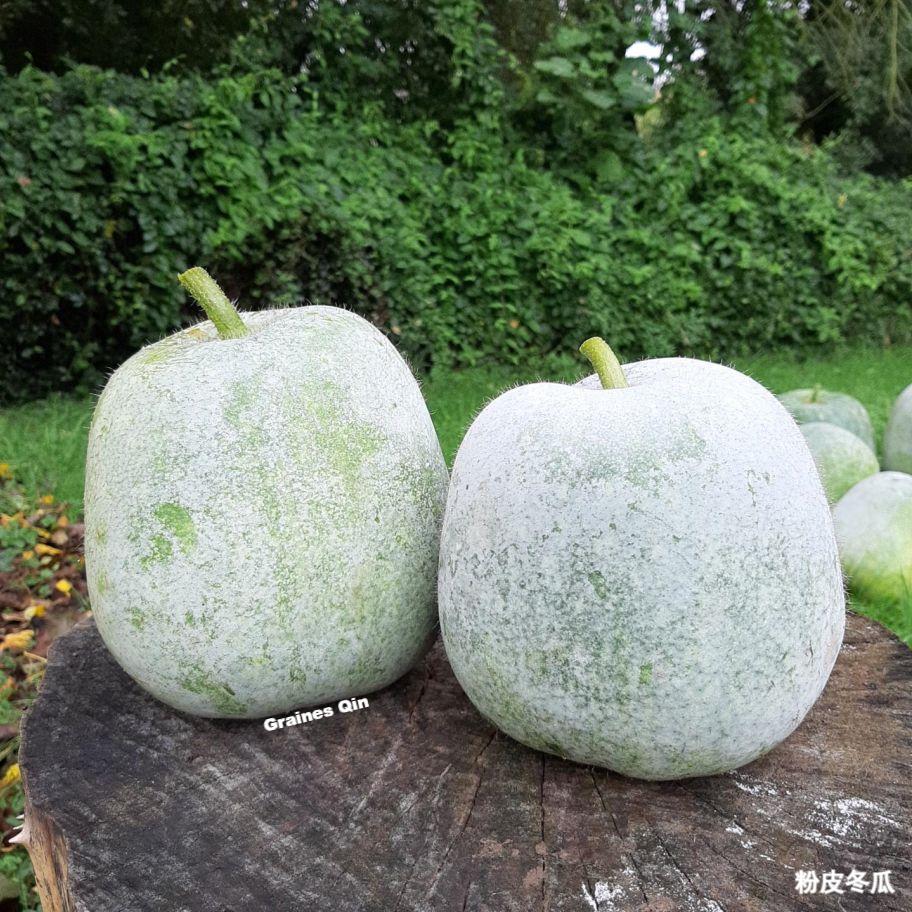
[0,764,20,788]
[34,543,62,557]
[0,631,34,652]
[32,609,82,656]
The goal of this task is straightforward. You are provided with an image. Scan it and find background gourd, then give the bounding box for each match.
[884,385,912,475]
[833,471,912,604]
[779,388,875,451]
[799,422,879,504]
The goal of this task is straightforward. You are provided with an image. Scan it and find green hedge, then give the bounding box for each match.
[2,64,912,402]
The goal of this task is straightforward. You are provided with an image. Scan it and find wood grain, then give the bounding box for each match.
[18,613,912,911]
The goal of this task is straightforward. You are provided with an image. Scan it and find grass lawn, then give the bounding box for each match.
[2,344,911,642]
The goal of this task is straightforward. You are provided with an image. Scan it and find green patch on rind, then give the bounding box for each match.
[140,534,172,569]
[153,502,197,554]
[179,666,248,716]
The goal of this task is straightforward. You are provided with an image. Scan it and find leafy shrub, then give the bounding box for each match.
[2,62,912,403]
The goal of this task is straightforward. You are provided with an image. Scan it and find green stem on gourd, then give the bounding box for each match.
[178,267,249,340]
[579,337,628,390]
[810,383,822,403]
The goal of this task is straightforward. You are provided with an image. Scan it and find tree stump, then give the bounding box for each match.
[17,613,912,912]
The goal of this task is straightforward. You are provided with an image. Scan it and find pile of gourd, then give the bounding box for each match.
[779,386,912,605]
[84,268,876,782]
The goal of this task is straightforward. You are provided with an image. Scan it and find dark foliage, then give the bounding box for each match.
[1,0,911,402]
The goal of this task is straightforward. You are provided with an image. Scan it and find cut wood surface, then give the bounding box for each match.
[17,613,912,912]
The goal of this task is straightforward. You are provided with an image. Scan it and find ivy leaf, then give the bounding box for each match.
[613,57,654,111]
[554,28,591,52]
[534,57,576,79]
[580,89,616,111]
[535,88,559,104]
[595,151,624,184]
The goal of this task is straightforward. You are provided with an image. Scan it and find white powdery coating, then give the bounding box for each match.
[833,471,912,603]
[884,383,912,474]
[799,422,879,504]
[778,389,875,451]
[581,882,624,911]
[439,358,845,780]
[85,307,448,718]
[810,797,901,842]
